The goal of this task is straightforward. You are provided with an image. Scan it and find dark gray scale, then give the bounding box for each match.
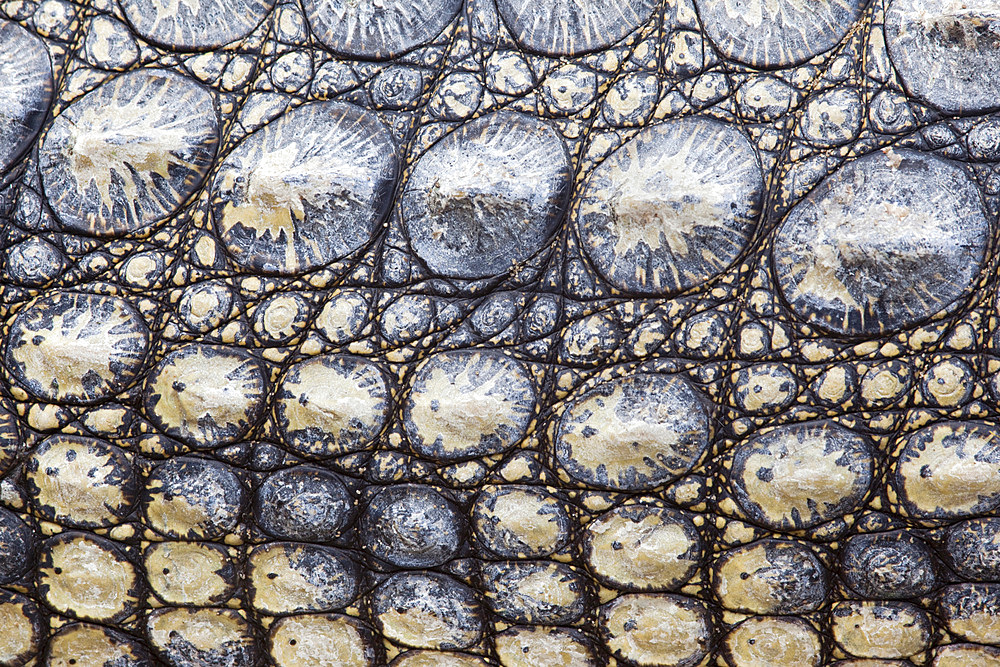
[496,0,658,56]
[2,237,67,286]
[359,484,466,568]
[370,66,430,111]
[379,294,438,345]
[400,111,571,280]
[247,542,360,615]
[0,400,20,477]
[254,465,353,542]
[773,149,991,336]
[937,583,1000,645]
[713,539,829,614]
[694,0,865,68]
[574,117,763,296]
[946,518,1000,581]
[120,0,275,50]
[301,0,462,60]
[0,20,53,174]
[46,622,157,667]
[558,311,623,365]
[885,0,1000,115]
[39,69,218,237]
[142,457,246,540]
[840,531,938,599]
[371,571,484,651]
[82,15,139,71]
[468,291,524,340]
[0,508,35,584]
[729,421,875,532]
[211,101,398,275]
[799,88,864,148]
[25,434,138,529]
[482,561,589,625]
[5,291,151,405]
[146,607,258,667]
[143,343,268,448]
[967,119,1000,162]
[472,485,572,559]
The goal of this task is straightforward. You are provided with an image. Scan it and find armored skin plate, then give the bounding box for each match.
[3,0,1000,665]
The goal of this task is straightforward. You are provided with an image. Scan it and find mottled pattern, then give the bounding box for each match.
[4,0,1000,664]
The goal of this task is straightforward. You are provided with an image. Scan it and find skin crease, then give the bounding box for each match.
[2,0,998,663]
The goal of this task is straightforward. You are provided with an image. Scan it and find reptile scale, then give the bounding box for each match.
[1,0,1000,665]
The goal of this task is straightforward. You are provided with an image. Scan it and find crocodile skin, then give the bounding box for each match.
[2,0,1000,665]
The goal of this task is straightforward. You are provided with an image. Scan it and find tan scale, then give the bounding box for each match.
[145,344,265,446]
[894,422,1000,518]
[316,289,370,344]
[9,292,149,404]
[26,435,134,528]
[732,423,872,530]
[391,650,490,666]
[831,601,930,659]
[556,374,709,490]
[922,358,973,407]
[933,644,1000,666]
[145,542,235,606]
[723,616,823,667]
[812,365,853,404]
[46,623,148,667]
[248,543,353,615]
[378,606,479,651]
[475,486,567,557]
[833,661,912,667]
[147,607,256,659]
[584,505,700,591]
[0,595,42,665]
[406,351,535,460]
[738,324,768,356]
[494,625,597,667]
[39,533,141,623]
[600,593,711,667]
[861,363,910,406]
[733,364,797,413]
[276,355,389,457]
[269,614,374,667]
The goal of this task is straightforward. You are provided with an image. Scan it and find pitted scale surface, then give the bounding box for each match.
[3,0,1000,665]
